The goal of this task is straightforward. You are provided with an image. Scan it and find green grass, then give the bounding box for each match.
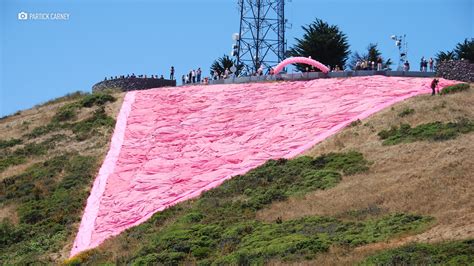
[67,151,432,265]
[71,107,115,141]
[79,92,116,108]
[0,154,98,264]
[440,83,470,95]
[360,239,474,265]
[0,134,66,172]
[0,91,118,264]
[52,104,78,123]
[378,118,474,145]
[0,139,22,150]
[26,92,116,139]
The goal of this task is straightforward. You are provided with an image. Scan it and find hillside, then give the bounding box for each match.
[0,83,473,265]
[0,91,125,263]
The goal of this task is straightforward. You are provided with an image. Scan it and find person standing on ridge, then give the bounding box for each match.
[404,60,410,71]
[377,57,383,71]
[170,66,175,80]
[196,68,202,83]
[429,58,434,72]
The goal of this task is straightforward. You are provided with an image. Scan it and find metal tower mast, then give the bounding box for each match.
[236,0,286,75]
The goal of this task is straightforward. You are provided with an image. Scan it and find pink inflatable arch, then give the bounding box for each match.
[273,57,330,74]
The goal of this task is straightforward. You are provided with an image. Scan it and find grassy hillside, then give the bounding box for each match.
[0,83,473,265]
[0,91,124,263]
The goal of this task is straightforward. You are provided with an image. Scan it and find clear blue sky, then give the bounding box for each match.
[1,0,472,116]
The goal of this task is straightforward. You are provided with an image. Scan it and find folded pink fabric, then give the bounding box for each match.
[71,76,457,257]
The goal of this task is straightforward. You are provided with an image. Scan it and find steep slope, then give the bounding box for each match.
[1,82,472,265]
[69,83,471,265]
[258,84,474,264]
[72,76,458,256]
[0,91,125,263]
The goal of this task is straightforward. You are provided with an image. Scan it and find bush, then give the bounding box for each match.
[378,118,474,145]
[440,83,470,95]
[349,119,362,127]
[0,154,97,264]
[39,91,88,107]
[52,104,78,122]
[26,92,115,139]
[398,108,415,117]
[78,151,435,265]
[360,239,474,265]
[80,93,116,108]
[0,135,65,173]
[72,107,115,141]
[0,139,22,150]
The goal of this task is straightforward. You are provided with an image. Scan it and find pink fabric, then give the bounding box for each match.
[273,57,330,74]
[71,76,457,257]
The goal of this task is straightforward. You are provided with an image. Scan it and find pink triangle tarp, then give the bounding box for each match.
[71,76,458,257]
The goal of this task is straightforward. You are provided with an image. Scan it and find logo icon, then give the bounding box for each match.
[18,12,28,20]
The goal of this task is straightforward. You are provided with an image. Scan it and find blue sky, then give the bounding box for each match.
[1,0,472,116]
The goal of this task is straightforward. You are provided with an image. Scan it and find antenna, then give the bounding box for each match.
[234,0,287,75]
[391,34,408,71]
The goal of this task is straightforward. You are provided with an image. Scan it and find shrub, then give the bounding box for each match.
[349,119,362,127]
[72,107,115,141]
[0,154,97,264]
[398,108,415,117]
[360,239,474,265]
[26,92,115,139]
[0,139,22,149]
[378,118,474,145]
[439,83,470,95]
[40,91,88,107]
[0,135,66,173]
[52,104,78,122]
[77,151,435,265]
[80,93,116,108]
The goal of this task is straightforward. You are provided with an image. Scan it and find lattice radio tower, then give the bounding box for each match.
[234,0,287,75]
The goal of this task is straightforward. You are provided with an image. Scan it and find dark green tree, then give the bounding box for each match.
[210,55,243,76]
[435,50,456,64]
[289,18,350,71]
[453,38,474,62]
[435,38,473,64]
[349,43,393,70]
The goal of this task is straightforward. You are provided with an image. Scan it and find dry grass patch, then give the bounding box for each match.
[257,85,474,247]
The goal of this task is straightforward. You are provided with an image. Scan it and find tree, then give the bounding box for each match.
[289,18,350,72]
[210,55,243,76]
[435,38,473,64]
[435,50,456,64]
[453,38,474,62]
[349,43,392,70]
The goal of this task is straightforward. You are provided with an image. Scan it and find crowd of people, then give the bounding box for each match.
[419,57,435,72]
[403,57,435,72]
[104,73,166,81]
[181,68,205,85]
[105,55,439,86]
[354,57,384,71]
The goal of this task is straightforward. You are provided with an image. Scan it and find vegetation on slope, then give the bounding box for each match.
[377,118,474,145]
[0,91,119,264]
[440,83,470,95]
[360,239,474,265]
[1,84,473,264]
[66,152,433,265]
